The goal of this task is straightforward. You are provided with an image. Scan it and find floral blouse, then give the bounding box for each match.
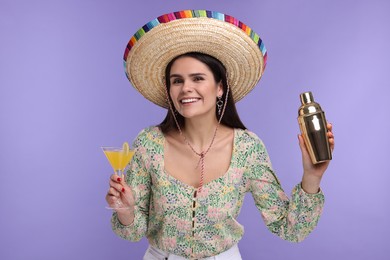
[111,126,324,259]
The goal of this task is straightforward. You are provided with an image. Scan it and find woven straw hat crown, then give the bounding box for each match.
[123,10,267,108]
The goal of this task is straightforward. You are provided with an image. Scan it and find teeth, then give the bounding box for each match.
[181,98,199,104]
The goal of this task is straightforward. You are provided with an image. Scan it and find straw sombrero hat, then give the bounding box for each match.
[123,10,267,108]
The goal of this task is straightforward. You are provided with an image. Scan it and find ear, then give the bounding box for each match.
[217,82,224,97]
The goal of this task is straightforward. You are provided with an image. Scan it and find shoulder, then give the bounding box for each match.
[235,129,270,159]
[233,129,273,177]
[133,126,164,149]
[235,128,265,146]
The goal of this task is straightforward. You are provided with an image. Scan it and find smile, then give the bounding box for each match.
[180,98,200,104]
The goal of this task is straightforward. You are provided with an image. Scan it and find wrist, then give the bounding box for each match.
[117,207,135,226]
[301,174,322,194]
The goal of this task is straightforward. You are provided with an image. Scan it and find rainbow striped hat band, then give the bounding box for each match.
[124,10,267,108]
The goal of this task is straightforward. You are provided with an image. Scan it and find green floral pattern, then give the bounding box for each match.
[111,127,324,259]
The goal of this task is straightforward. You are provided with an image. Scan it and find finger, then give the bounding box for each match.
[106,194,119,206]
[118,173,126,185]
[109,179,124,193]
[329,137,335,151]
[107,187,120,197]
[119,173,130,190]
[119,180,129,194]
[326,130,335,151]
[298,134,310,157]
[326,122,333,132]
[110,173,123,183]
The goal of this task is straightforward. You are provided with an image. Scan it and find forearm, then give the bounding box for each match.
[111,206,147,241]
[260,183,325,242]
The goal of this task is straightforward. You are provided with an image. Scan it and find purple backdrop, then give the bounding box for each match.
[1,0,389,259]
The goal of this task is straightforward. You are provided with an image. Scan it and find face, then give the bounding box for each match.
[169,56,223,120]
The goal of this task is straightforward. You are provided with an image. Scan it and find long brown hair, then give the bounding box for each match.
[158,52,246,134]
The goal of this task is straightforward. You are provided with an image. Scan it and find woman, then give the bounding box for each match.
[106,10,334,260]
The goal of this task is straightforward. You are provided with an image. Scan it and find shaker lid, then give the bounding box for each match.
[300,91,314,105]
[298,91,323,116]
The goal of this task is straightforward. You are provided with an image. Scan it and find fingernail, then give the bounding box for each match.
[117,177,121,182]
[121,188,125,193]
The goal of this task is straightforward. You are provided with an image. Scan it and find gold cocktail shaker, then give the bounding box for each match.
[298,91,332,164]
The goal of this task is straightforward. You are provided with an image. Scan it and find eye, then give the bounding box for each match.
[171,78,183,84]
[193,76,204,82]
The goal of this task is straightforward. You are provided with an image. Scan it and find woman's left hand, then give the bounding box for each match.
[299,122,334,193]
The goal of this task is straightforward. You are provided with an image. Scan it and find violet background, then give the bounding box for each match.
[1,0,389,259]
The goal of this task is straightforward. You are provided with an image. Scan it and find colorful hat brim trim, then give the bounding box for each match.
[124,10,267,72]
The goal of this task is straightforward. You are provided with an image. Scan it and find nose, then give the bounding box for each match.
[181,80,193,93]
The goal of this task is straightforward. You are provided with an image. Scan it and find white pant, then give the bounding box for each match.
[143,244,242,260]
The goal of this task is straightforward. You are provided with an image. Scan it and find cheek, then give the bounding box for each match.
[169,88,180,107]
[169,88,178,101]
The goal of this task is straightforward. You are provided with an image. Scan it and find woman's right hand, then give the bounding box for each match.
[106,173,135,225]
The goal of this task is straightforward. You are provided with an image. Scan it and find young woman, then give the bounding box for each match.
[106,10,334,260]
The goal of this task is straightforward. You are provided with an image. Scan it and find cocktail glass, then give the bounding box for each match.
[102,142,134,209]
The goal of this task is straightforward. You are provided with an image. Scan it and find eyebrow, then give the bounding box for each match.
[169,73,207,78]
